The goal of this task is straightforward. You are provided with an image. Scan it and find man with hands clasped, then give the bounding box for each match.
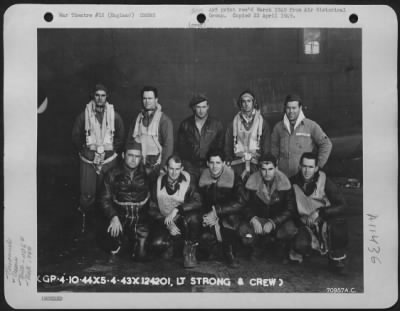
[239,153,298,262]
[148,155,202,268]
[198,149,247,268]
[289,152,348,273]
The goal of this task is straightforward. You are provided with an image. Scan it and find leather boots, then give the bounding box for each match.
[183,241,198,268]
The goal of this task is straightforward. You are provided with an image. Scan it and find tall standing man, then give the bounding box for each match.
[72,83,125,235]
[290,152,348,272]
[177,94,225,181]
[127,86,173,181]
[225,90,271,181]
[271,94,332,178]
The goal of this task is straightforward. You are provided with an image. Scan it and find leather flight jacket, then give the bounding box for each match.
[100,163,151,225]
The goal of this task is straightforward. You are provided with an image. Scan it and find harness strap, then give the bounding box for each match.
[230,156,259,166]
[113,193,150,228]
[113,193,150,207]
[79,152,117,165]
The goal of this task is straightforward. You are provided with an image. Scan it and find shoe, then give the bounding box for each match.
[328,257,346,274]
[275,242,289,263]
[244,245,255,261]
[162,244,174,260]
[223,243,240,268]
[110,245,121,255]
[132,238,148,262]
[183,241,198,268]
[289,248,303,264]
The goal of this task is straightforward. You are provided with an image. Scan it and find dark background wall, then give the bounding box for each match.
[37,28,361,176]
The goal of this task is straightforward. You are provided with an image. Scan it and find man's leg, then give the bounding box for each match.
[92,158,118,244]
[178,212,201,268]
[149,220,173,259]
[198,226,217,260]
[275,220,298,263]
[238,221,257,259]
[327,218,349,272]
[221,227,240,268]
[230,163,246,181]
[132,223,150,261]
[77,160,97,239]
[230,163,258,182]
[102,215,124,255]
[144,155,161,184]
[219,214,241,268]
[96,157,117,195]
[290,225,314,263]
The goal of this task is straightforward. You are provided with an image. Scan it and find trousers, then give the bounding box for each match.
[292,218,348,260]
[79,156,117,212]
[150,212,202,252]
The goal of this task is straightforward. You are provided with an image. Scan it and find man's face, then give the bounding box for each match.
[193,101,209,119]
[285,101,301,122]
[300,158,318,182]
[240,95,254,114]
[167,159,183,182]
[123,149,142,169]
[94,90,107,107]
[207,156,224,177]
[142,91,158,111]
[260,162,276,183]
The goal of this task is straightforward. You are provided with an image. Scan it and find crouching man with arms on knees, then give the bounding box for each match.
[239,153,297,262]
[148,155,202,268]
[198,149,246,268]
[290,152,348,273]
[100,140,151,261]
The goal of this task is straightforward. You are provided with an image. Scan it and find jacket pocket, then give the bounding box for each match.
[294,134,313,154]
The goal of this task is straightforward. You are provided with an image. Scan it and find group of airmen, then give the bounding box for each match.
[71,84,348,273]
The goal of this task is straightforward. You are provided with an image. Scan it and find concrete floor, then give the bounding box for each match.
[37,175,363,293]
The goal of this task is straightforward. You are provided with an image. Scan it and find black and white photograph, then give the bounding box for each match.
[4,4,398,309]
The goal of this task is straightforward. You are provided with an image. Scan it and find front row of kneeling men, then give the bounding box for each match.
[100,139,348,273]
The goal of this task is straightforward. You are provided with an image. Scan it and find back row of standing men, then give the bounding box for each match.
[72,84,347,272]
[72,84,332,183]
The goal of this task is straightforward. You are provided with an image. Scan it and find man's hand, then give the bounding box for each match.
[164,208,178,226]
[263,221,274,234]
[107,216,123,238]
[202,208,219,227]
[160,165,167,175]
[301,211,320,226]
[86,135,95,146]
[167,222,181,236]
[250,217,263,235]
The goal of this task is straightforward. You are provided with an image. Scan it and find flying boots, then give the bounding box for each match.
[132,237,148,262]
[183,241,198,268]
[222,242,240,268]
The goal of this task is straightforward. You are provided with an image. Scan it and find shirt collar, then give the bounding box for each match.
[240,109,256,122]
[192,114,210,126]
[122,163,141,178]
[283,110,306,134]
[160,173,187,190]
